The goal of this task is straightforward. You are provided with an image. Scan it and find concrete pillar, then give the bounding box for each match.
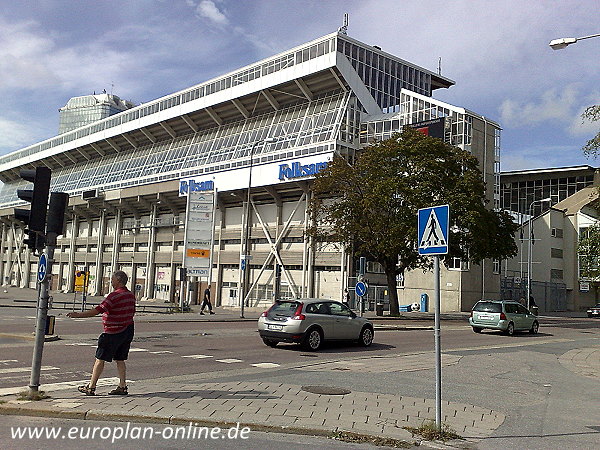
[93,210,106,296]
[306,191,315,298]
[144,203,157,300]
[5,223,15,285]
[22,248,31,288]
[0,222,7,284]
[215,201,226,306]
[67,214,78,292]
[111,209,122,274]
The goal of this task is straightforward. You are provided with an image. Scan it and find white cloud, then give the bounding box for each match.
[499,85,581,127]
[0,117,39,154]
[196,0,229,26]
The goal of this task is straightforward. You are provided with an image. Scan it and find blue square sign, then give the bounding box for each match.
[418,205,449,255]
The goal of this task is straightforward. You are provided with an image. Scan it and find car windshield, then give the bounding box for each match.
[269,301,300,317]
[473,302,502,313]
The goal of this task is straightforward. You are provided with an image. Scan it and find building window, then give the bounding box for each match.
[448,256,469,271]
[551,228,563,238]
[493,259,500,274]
[551,248,563,259]
[550,269,563,280]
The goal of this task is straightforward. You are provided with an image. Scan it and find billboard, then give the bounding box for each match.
[183,191,216,277]
[408,117,447,140]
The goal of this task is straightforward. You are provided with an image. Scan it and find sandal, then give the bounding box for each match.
[78,384,96,396]
[108,386,128,396]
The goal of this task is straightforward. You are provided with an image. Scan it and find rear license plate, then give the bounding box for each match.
[267,324,283,331]
[478,314,493,320]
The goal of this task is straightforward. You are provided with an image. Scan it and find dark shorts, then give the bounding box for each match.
[95,324,134,362]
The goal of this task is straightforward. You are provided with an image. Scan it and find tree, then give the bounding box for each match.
[582,105,600,157]
[309,127,518,315]
[577,222,600,301]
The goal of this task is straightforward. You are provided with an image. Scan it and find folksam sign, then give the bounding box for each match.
[278,161,328,181]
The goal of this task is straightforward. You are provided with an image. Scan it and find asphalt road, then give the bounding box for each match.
[1,308,599,449]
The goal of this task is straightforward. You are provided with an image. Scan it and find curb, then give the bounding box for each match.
[0,332,60,342]
[0,402,419,447]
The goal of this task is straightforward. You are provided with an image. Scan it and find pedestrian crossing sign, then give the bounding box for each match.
[418,205,449,255]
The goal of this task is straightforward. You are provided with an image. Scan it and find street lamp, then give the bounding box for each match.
[549,33,600,50]
[241,137,277,318]
[527,198,551,310]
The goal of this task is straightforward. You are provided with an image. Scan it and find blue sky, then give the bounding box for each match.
[0,0,598,171]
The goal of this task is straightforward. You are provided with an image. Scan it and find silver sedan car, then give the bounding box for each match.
[258,298,374,351]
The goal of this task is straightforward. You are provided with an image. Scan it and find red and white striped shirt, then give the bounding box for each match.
[95,287,136,334]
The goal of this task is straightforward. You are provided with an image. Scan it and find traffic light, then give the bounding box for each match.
[14,167,51,251]
[46,192,69,236]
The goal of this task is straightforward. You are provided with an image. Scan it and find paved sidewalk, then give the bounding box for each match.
[0,377,505,446]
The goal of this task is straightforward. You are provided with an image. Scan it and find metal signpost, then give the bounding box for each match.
[418,204,449,430]
[355,280,368,317]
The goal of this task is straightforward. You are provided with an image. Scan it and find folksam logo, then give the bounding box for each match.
[278,161,328,181]
[179,179,214,195]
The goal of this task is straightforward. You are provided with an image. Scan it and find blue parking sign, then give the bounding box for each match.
[418,205,449,255]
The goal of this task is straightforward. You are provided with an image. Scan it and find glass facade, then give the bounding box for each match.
[500,169,595,216]
[59,94,135,134]
[0,91,349,205]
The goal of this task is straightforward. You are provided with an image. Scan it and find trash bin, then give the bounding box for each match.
[530,306,539,316]
[45,315,55,335]
[376,303,384,316]
[420,293,429,312]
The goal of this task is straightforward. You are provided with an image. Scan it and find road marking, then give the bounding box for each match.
[0,377,125,397]
[149,350,173,354]
[182,354,213,359]
[216,359,243,364]
[0,360,19,364]
[128,348,149,352]
[251,363,280,368]
[0,366,59,374]
[65,343,95,346]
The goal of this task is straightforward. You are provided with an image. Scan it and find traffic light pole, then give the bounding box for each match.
[28,238,56,397]
[27,191,68,399]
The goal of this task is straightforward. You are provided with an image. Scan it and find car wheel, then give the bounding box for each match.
[472,326,482,333]
[359,326,374,346]
[504,322,515,336]
[529,321,539,334]
[262,338,278,347]
[302,328,323,351]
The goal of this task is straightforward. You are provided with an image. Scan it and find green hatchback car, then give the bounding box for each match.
[469,300,539,335]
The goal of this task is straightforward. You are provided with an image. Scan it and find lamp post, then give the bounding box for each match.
[549,33,600,50]
[527,198,551,310]
[241,137,276,318]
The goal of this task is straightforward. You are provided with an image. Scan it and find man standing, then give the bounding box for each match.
[67,270,135,396]
[200,286,215,315]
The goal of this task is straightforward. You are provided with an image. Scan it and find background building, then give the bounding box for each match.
[58,93,136,135]
[0,31,501,312]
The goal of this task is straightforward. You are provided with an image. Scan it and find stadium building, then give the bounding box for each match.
[0,30,501,312]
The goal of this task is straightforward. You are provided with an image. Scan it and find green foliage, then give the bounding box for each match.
[578,223,600,282]
[582,105,600,157]
[309,128,518,314]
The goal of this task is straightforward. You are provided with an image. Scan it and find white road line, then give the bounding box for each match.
[128,348,148,352]
[149,351,173,354]
[0,377,125,397]
[215,359,243,364]
[65,343,95,346]
[182,354,213,359]
[0,366,59,374]
[0,360,19,364]
[251,363,280,368]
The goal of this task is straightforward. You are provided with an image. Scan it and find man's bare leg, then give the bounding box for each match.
[115,360,127,388]
[90,358,105,389]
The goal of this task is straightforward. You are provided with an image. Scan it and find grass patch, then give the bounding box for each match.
[403,419,462,442]
[17,390,50,401]
[332,431,413,448]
